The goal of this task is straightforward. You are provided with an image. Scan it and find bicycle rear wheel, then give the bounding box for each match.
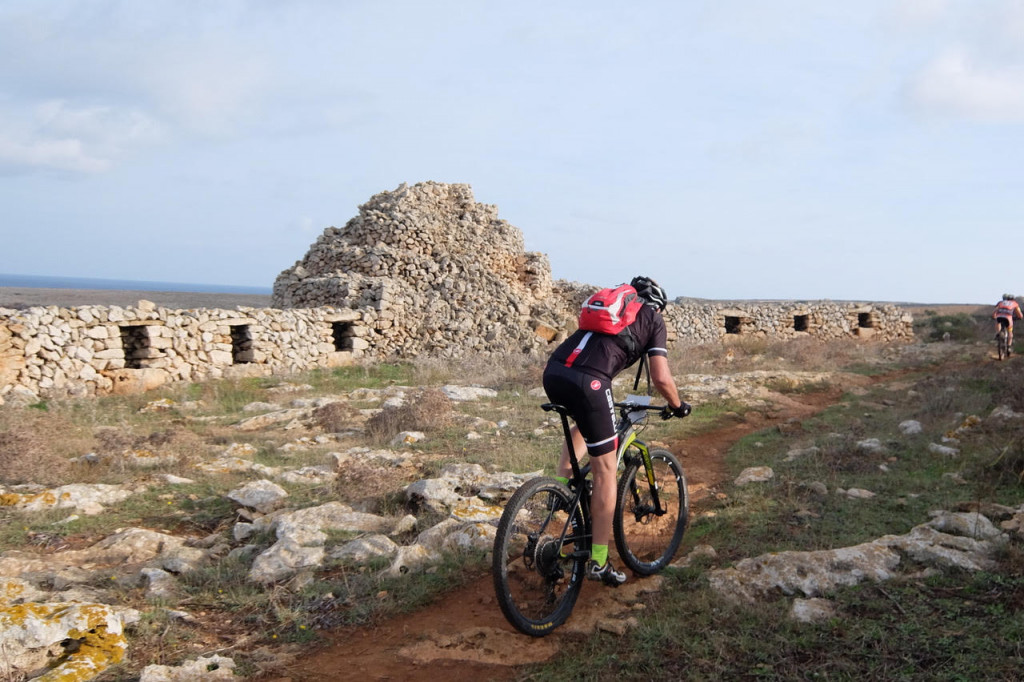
[999,330,1009,361]
[492,477,586,636]
[614,448,688,576]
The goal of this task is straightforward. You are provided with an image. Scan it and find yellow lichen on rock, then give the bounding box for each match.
[0,578,26,605]
[0,490,57,509]
[0,602,127,682]
[0,492,25,507]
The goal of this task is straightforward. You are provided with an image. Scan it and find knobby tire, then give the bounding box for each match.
[492,477,586,637]
[613,448,689,576]
[998,329,1010,361]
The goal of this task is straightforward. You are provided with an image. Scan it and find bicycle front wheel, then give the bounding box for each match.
[492,477,586,636]
[614,448,689,576]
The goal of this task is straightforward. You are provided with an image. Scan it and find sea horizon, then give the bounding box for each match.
[0,273,272,296]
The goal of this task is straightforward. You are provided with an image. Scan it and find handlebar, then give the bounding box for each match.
[543,399,687,427]
[542,401,667,415]
[613,401,666,411]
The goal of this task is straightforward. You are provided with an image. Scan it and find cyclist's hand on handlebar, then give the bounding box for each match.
[660,402,692,420]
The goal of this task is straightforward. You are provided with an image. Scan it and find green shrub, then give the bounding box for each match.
[916,313,982,342]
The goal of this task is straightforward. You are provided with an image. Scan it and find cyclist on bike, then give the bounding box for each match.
[994,293,1023,352]
[542,275,691,586]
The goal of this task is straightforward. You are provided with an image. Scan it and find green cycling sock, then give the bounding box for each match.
[591,544,609,567]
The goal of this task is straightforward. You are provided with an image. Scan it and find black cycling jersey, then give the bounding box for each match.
[543,304,669,457]
[548,304,668,381]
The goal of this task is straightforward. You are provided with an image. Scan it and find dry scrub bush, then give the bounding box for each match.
[365,388,453,443]
[93,425,205,460]
[0,421,71,485]
[313,402,362,432]
[335,458,408,507]
[412,352,542,391]
[767,338,875,370]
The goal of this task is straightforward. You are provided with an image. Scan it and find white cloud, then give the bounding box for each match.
[0,100,165,174]
[0,136,108,174]
[910,48,1024,122]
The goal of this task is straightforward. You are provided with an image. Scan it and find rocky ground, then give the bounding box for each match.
[0,353,881,681]
[1,292,1015,681]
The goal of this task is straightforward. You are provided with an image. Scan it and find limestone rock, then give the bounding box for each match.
[790,598,837,623]
[0,602,128,680]
[227,480,289,514]
[329,534,399,563]
[734,467,774,486]
[139,654,237,681]
[0,483,137,516]
[898,420,923,435]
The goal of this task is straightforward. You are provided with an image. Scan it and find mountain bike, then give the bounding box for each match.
[492,394,689,637]
[997,321,1011,361]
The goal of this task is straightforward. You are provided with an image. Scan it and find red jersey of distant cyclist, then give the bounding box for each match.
[548,304,669,381]
[994,299,1023,321]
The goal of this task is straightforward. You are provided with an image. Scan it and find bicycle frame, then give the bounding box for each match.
[997,322,1011,360]
[541,395,668,559]
[615,400,670,518]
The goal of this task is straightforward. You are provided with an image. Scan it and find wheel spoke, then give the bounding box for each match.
[493,479,585,636]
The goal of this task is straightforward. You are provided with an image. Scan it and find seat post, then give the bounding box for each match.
[557,410,584,482]
[542,403,584,482]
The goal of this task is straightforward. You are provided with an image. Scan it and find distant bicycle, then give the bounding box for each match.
[993,294,1021,361]
[997,321,1011,361]
[491,395,689,637]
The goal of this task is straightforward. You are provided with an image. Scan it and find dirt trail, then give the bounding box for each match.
[265,388,844,682]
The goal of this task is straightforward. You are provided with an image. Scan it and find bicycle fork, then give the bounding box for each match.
[622,437,668,518]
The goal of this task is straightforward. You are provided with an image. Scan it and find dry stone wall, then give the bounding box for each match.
[553,283,914,345]
[1,181,914,403]
[664,300,913,344]
[0,301,366,403]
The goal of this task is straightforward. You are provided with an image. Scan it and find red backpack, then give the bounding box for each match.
[579,284,643,335]
[572,284,644,361]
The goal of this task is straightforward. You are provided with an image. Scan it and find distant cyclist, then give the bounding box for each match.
[993,294,1023,352]
[542,276,690,586]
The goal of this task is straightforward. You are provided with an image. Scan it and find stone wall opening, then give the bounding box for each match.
[858,313,874,328]
[725,316,742,335]
[794,314,809,332]
[230,325,254,364]
[119,325,150,370]
[332,322,354,352]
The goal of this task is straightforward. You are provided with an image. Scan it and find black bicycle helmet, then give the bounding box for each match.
[1004,293,1015,301]
[630,275,668,311]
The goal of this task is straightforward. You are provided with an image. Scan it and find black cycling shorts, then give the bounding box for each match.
[997,317,1011,329]
[542,361,618,456]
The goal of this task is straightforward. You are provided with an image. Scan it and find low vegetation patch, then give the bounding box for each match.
[364,387,454,443]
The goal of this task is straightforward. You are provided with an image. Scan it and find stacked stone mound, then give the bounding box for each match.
[272,182,571,357]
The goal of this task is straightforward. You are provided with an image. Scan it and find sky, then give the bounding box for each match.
[1,1,1022,304]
